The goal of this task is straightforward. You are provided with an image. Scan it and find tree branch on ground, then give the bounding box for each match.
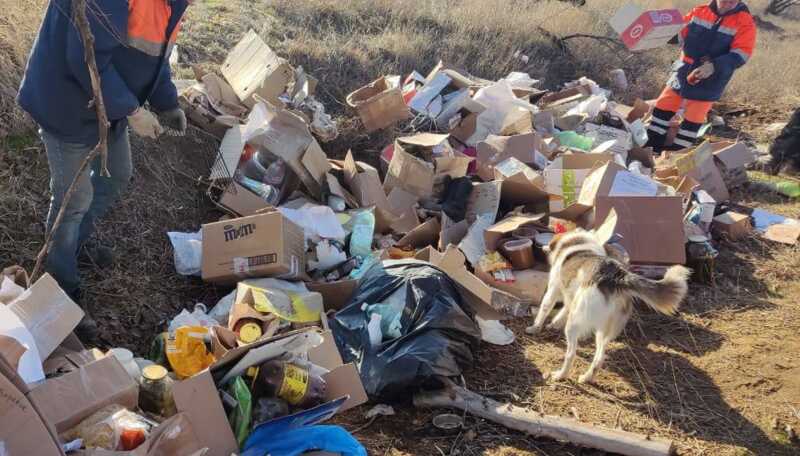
[29,0,110,284]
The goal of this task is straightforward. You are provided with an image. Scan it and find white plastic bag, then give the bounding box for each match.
[167,231,202,276]
[279,205,346,244]
[168,303,217,334]
[476,317,516,346]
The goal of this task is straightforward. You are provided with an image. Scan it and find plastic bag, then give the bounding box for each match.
[63,405,152,451]
[165,326,215,379]
[210,279,311,324]
[168,303,217,334]
[167,231,202,276]
[348,210,375,258]
[279,205,346,244]
[330,261,481,400]
[228,377,253,448]
[243,425,367,456]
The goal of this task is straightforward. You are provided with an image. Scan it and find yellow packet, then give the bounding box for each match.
[166,326,215,379]
[248,286,322,324]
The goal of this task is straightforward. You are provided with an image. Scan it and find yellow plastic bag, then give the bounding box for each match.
[166,326,215,379]
[247,285,323,324]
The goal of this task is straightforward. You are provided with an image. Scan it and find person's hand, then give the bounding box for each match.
[160,107,187,135]
[128,107,164,139]
[689,61,715,82]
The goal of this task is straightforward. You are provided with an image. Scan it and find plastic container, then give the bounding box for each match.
[367,313,383,346]
[629,119,649,146]
[555,131,593,152]
[139,365,177,418]
[109,348,141,381]
[499,238,535,270]
[234,318,263,344]
[512,226,538,241]
[237,175,280,206]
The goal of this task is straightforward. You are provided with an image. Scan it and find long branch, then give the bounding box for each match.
[29,0,110,284]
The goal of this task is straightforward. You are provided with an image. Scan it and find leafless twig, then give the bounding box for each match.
[29,0,110,284]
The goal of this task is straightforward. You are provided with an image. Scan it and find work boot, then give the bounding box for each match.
[68,289,100,344]
[79,244,114,269]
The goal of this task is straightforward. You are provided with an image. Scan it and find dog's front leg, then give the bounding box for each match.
[526,284,560,335]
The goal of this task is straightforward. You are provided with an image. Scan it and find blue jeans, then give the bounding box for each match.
[41,125,132,295]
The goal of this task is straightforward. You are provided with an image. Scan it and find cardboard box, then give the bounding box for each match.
[395,133,452,162]
[484,214,547,251]
[0,370,65,456]
[475,268,548,305]
[712,212,752,241]
[494,158,549,208]
[595,196,686,265]
[416,246,525,319]
[28,356,138,433]
[657,143,730,203]
[307,279,359,312]
[221,29,294,107]
[201,212,306,284]
[712,141,755,189]
[384,142,435,198]
[609,5,685,51]
[544,153,613,213]
[219,181,274,217]
[476,133,550,181]
[346,76,410,132]
[7,274,84,362]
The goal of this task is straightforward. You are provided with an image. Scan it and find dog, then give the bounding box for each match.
[526,228,690,384]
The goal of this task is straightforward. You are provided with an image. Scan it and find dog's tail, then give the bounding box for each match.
[623,266,691,315]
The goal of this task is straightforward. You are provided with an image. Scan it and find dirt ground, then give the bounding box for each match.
[1,1,799,455]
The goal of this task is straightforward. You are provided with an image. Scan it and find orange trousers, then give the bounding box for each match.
[654,87,713,124]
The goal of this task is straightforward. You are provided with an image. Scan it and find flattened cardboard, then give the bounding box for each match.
[346,76,410,132]
[595,196,686,265]
[384,144,435,198]
[764,224,800,245]
[8,273,83,362]
[221,29,294,107]
[219,181,273,217]
[712,212,752,241]
[28,356,138,433]
[173,370,239,456]
[201,212,306,284]
[0,372,65,456]
[465,181,502,223]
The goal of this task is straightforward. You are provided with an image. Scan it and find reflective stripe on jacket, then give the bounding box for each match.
[668,1,756,102]
[18,0,188,144]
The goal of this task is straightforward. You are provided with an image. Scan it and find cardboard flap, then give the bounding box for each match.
[396,218,441,249]
[221,29,293,107]
[322,363,368,412]
[594,208,618,244]
[713,141,755,169]
[484,214,547,251]
[435,156,472,179]
[219,181,274,217]
[0,335,25,373]
[173,371,239,456]
[8,274,84,362]
[397,133,450,148]
[0,372,65,456]
[384,144,436,198]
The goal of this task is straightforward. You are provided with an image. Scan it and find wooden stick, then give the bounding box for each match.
[414,385,674,456]
[29,0,110,284]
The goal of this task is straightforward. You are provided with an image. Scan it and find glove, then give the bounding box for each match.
[128,107,164,139]
[160,107,187,135]
[688,61,714,84]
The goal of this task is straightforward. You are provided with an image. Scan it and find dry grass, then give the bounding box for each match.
[1,1,800,455]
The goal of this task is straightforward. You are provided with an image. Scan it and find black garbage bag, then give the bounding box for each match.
[329,260,481,400]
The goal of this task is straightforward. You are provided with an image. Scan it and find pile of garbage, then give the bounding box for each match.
[3,26,800,456]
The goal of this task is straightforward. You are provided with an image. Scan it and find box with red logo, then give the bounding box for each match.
[610,4,685,51]
[201,211,306,284]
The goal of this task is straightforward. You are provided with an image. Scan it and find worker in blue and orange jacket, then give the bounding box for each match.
[646,0,756,152]
[17,0,192,339]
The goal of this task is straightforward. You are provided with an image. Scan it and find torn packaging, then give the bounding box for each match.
[347,76,410,132]
[222,29,294,108]
[201,211,306,284]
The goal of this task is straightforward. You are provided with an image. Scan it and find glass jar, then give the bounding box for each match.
[139,365,177,418]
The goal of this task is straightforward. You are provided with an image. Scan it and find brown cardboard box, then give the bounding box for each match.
[595,196,686,265]
[342,151,392,213]
[0,370,65,456]
[484,214,547,251]
[476,132,550,181]
[712,212,752,241]
[712,141,754,189]
[764,224,800,245]
[384,143,435,198]
[221,29,294,108]
[8,273,84,362]
[475,268,548,305]
[201,212,306,284]
[307,279,359,312]
[172,370,238,456]
[544,153,613,215]
[657,142,729,203]
[346,76,410,132]
[396,133,451,162]
[219,181,274,217]
[28,356,138,433]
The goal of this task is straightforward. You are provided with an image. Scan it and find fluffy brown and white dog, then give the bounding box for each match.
[526,229,690,383]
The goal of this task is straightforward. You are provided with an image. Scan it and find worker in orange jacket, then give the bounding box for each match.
[646,0,756,152]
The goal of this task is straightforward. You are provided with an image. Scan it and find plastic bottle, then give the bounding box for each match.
[237,175,280,206]
[258,153,287,186]
[555,131,593,151]
[629,119,649,146]
[367,313,383,347]
[349,210,376,258]
[254,361,327,409]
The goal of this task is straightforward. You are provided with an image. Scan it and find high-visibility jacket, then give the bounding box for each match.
[668,1,756,102]
[18,0,189,144]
